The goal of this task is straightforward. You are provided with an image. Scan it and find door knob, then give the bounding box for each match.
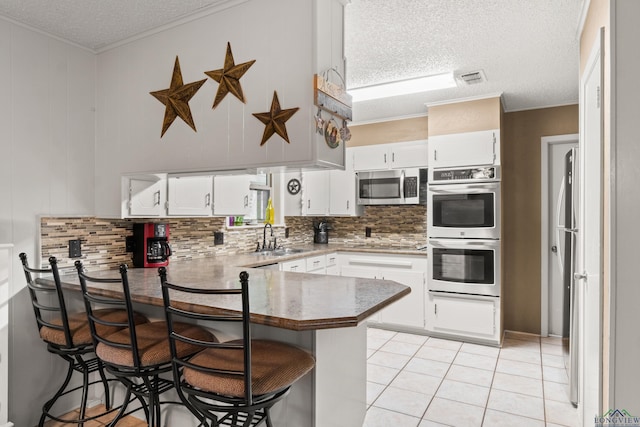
[574,272,587,281]
[551,245,558,253]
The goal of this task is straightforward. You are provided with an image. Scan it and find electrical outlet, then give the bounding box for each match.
[69,239,82,258]
[285,227,290,238]
[214,232,224,246]
[125,236,135,252]
[365,227,372,238]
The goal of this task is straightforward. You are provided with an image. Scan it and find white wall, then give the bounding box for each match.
[0,17,96,427]
[95,0,346,217]
[611,0,640,414]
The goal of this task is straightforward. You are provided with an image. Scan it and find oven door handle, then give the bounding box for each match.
[428,183,498,193]
[429,239,500,248]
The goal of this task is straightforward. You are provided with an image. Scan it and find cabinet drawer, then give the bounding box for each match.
[306,255,326,271]
[280,259,306,273]
[326,253,338,267]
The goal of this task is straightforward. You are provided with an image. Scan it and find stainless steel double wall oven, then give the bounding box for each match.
[427,166,501,297]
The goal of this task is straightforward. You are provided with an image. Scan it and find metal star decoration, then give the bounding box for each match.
[205,42,256,109]
[150,56,206,137]
[252,91,299,146]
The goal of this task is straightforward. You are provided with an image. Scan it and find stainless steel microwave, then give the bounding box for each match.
[356,168,427,205]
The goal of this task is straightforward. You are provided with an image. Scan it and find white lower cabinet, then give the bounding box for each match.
[340,265,381,323]
[378,269,425,328]
[280,258,306,273]
[340,253,427,329]
[305,255,326,275]
[325,253,339,276]
[279,253,338,276]
[425,292,500,344]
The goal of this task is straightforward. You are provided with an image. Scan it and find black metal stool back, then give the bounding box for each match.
[19,253,115,427]
[75,260,214,427]
[75,262,145,370]
[160,268,315,427]
[20,253,76,349]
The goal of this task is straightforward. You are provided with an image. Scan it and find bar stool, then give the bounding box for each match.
[19,253,148,426]
[159,268,316,427]
[75,261,215,427]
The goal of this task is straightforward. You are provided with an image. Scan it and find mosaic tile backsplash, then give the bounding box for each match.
[40,205,427,271]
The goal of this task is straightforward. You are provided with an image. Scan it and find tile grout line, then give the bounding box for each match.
[416,337,454,422]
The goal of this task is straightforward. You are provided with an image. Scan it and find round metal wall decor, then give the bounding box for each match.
[287,178,301,195]
[324,118,342,149]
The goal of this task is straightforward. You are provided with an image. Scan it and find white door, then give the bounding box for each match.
[378,269,424,328]
[390,140,429,168]
[302,171,329,216]
[167,175,213,216]
[547,140,578,336]
[428,130,498,168]
[329,149,360,216]
[351,145,388,171]
[128,177,165,216]
[577,29,603,420]
[213,175,251,216]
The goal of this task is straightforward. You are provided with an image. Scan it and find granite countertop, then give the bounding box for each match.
[42,245,421,332]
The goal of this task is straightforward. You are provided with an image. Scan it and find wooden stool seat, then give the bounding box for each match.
[40,308,148,347]
[184,339,314,398]
[97,321,214,368]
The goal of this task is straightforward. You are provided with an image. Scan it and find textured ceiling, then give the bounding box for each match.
[0,0,237,50]
[0,0,583,122]
[345,0,583,122]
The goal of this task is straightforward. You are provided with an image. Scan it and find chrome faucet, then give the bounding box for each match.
[262,223,273,251]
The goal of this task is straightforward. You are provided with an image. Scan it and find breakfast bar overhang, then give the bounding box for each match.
[39,256,410,427]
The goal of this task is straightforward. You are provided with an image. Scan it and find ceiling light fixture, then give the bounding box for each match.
[348,72,456,102]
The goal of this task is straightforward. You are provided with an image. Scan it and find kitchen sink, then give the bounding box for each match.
[252,248,306,257]
[272,248,305,256]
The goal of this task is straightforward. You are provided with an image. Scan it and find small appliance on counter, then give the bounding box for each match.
[313,221,330,244]
[132,223,172,268]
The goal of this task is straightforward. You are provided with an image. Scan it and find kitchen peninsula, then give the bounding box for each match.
[40,251,410,427]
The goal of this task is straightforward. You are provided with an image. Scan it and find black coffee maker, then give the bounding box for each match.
[132,223,172,268]
[313,221,330,244]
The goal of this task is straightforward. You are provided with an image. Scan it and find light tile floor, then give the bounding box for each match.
[364,328,579,427]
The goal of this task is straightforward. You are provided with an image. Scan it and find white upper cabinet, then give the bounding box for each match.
[123,174,167,217]
[302,171,330,216]
[352,145,389,171]
[167,175,213,216]
[213,175,253,216]
[329,149,363,216]
[391,140,430,168]
[281,150,362,218]
[352,140,428,171]
[428,129,500,168]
